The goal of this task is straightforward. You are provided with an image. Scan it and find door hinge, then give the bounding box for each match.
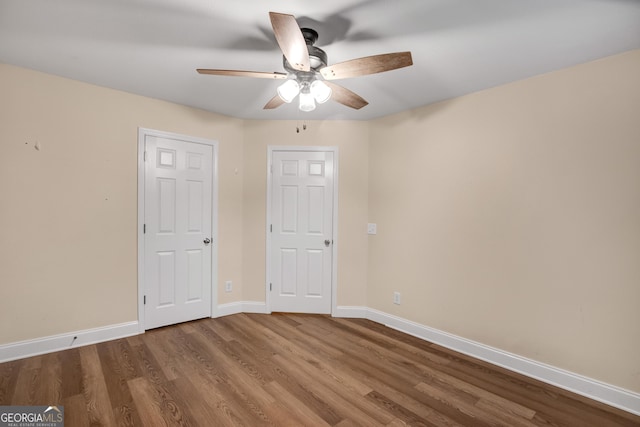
[270,224,273,233]
[270,283,272,291]
[270,164,273,174]
[143,295,146,305]
[143,151,147,161]
[143,224,146,234]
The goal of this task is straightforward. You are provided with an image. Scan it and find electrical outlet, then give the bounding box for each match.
[393,291,401,305]
[225,281,232,293]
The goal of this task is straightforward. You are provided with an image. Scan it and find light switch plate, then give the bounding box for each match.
[367,223,377,235]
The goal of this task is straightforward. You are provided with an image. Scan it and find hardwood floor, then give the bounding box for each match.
[1,313,638,426]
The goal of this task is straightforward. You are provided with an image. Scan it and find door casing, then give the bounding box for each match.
[266,146,339,315]
[137,128,219,332]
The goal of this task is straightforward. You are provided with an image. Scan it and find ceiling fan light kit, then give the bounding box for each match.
[298,88,316,112]
[196,11,413,112]
[310,80,332,104]
[277,78,332,112]
[277,79,300,103]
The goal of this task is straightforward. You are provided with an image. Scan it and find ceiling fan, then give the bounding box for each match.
[197,12,413,112]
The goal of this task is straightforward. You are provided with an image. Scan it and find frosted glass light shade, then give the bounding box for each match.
[310,80,332,104]
[299,91,316,112]
[277,79,300,103]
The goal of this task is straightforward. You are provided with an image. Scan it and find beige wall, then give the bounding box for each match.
[368,50,640,392]
[0,64,370,345]
[242,120,369,306]
[1,50,638,394]
[0,64,245,343]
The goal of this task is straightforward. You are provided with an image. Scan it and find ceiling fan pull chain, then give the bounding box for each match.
[295,120,308,133]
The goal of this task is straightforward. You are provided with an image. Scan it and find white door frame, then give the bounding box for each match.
[137,128,219,333]
[266,146,339,315]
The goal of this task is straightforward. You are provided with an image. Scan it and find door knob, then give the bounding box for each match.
[324,239,331,246]
[204,238,211,245]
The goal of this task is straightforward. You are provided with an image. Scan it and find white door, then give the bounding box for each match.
[270,150,335,314]
[143,134,214,329]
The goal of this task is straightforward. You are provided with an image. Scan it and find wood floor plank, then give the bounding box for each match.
[245,315,374,398]
[262,324,372,396]
[272,352,393,426]
[132,342,169,385]
[128,376,177,427]
[333,348,460,425]
[218,319,344,425]
[270,312,302,327]
[263,380,332,426]
[62,393,90,427]
[426,344,637,427]
[0,313,637,426]
[365,389,434,426]
[344,317,438,351]
[130,375,201,427]
[166,324,277,425]
[415,381,500,427]
[79,345,117,426]
[0,359,22,405]
[330,317,452,366]
[33,352,62,406]
[96,340,143,426]
[416,359,537,420]
[143,327,183,381]
[421,409,469,427]
[170,357,261,427]
[337,349,487,426]
[304,321,426,390]
[247,312,345,360]
[238,317,374,422]
[205,315,240,342]
[169,375,242,427]
[186,329,277,411]
[59,348,83,398]
[192,319,275,387]
[10,355,42,405]
[474,398,539,427]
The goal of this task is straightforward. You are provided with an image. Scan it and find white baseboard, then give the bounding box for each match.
[214,302,243,317]
[0,300,270,361]
[0,321,140,363]
[241,301,270,314]
[359,307,640,416]
[333,305,368,318]
[214,301,269,318]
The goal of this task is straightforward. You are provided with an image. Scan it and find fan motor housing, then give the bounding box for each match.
[283,28,328,74]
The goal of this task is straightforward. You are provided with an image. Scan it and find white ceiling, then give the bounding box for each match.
[1,0,639,121]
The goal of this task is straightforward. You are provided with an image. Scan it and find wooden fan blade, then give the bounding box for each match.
[324,82,368,110]
[264,95,286,110]
[321,52,413,80]
[197,69,287,79]
[269,12,310,72]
